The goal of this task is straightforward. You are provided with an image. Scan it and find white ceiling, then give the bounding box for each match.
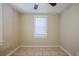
[10,3,71,13]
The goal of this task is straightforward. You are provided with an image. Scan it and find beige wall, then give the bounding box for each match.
[20,13,60,46]
[60,4,79,55]
[0,3,2,44]
[0,3,3,55]
[0,4,20,55]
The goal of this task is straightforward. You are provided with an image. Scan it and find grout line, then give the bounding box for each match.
[20,45,60,47]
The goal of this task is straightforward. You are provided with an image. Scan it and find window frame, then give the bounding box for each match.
[33,15,48,38]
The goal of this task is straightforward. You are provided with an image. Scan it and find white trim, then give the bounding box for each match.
[59,46,72,56]
[20,45,60,47]
[6,46,20,56]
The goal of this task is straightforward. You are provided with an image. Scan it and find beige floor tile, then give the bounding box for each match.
[11,47,68,56]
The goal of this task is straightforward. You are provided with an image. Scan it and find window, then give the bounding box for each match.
[34,15,47,38]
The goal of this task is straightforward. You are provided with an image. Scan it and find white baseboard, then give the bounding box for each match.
[6,46,20,56]
[20,45,60,47]
[59,46,72,56]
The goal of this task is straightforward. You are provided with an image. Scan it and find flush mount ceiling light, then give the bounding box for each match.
[34,3,38,10]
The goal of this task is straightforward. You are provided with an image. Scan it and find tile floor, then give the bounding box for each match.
[11,47,68,56]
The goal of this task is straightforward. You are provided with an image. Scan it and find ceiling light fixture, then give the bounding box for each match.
[34,3,38,10]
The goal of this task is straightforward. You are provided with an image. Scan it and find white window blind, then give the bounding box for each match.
[34,15,47,38]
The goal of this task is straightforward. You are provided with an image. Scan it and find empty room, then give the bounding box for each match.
[0,3,79,56]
